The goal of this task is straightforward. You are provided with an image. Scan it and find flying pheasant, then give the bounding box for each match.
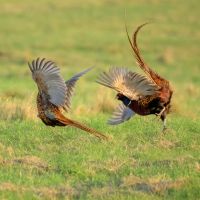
[97,23,173,131]
[28,58,108,140]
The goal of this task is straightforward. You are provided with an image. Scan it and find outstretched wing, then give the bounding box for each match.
[108,104,135,125]
[96,67,158,100]
[28,58,66,107]
[64,67,93,111]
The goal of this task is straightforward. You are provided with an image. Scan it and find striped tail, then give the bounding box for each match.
[58,116,109,140]
[68,119,109,140]
[125,23,162,85]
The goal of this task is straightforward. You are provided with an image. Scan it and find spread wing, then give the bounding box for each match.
[96,67,158,100]
[28,58,67,107]
[64,67,93,111]
[108,104,135,125]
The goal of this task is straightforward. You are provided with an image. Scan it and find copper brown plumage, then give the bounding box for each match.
[29,58,108,140]
[97,23,173,131]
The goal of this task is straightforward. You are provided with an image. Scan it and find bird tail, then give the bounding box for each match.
[58,116,109,140]
[69,119,109,140]
[125,23,162,85]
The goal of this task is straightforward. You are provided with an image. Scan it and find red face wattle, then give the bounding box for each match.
[116,93,123,100]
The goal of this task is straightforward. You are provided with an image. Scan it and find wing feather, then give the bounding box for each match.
[108,104,135,125]
[64,67,93,110]
[28,58,67,107]
[96,67,158,100]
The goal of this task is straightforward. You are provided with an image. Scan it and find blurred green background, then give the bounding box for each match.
[0,0,199,199]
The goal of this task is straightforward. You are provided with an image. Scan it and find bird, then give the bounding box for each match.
[28,58,108,140]
[96,23,173,131]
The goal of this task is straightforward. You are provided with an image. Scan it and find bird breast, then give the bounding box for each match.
[129,100,151,116]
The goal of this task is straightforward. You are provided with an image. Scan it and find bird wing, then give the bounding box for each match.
[64,67,93,111]
[28,58,67,107]
[108,104,135,125]
[96,67,158,100]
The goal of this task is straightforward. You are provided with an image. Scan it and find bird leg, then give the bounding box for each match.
[158,107,168,132]
[153,107,167,132]
[153,107,165,122]
[155,106,166,117]
[160,111,167,133]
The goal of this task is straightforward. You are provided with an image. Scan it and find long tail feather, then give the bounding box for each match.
[125,23,160,85]
[58,116,109,140]
[68,119,109,140]
[125,23,149,73]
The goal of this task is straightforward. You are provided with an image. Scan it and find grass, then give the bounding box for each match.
[0,0,200,199]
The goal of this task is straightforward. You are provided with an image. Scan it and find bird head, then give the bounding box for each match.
[116,93,123,100]
[116,93,131,106]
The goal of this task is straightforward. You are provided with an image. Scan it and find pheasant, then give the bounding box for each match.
[96,23,173,131]
[28,58,108,140]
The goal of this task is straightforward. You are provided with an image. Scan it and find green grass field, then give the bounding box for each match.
[0,0,200,199]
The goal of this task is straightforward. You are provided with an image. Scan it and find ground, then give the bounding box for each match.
[0,0,199,199]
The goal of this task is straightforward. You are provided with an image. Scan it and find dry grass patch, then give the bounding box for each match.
[0,95,37,121]
[34,185,76,200]
[0,182,24,192]
[91,88,116,114]
[90,186,115,199]
[121,175,186,195]
[87,158,128,173]
[0,182,76,199]
[0,143,14,157]
[138,155,196,169]
[156,138,180,149]
[104,157,127,172]
[0,156,50,171]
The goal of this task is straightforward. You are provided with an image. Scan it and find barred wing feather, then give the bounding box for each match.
[108,104,135,125]
[97,67,158,100]
[28,58,67,107]
[64,67,93,111]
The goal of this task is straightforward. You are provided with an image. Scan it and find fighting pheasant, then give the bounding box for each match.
[28,58,108,140]
[97,23,173,131]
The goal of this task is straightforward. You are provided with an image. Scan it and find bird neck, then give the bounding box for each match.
[120,96,131,107]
